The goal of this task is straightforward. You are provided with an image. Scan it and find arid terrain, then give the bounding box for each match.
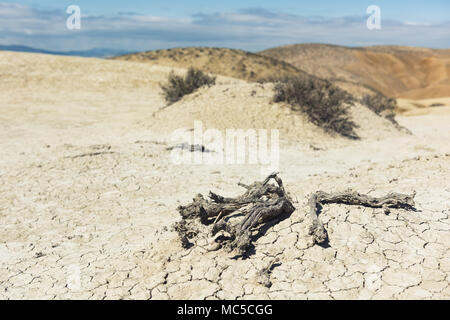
[261,44,450,100]
[115,44,450,114]
[0,50,449,300]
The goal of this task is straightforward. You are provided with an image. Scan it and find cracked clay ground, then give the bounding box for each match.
[0,53,449,300]
[1,118,449,300]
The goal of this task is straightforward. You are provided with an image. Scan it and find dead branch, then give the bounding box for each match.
[174,172,295,256]
[67,151,115,159]
[174,174,417,254]
[308,190,416,244]
[166,143,211,153]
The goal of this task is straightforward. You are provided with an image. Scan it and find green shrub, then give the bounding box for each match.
[273,76,359,139]
[160,67,216,105]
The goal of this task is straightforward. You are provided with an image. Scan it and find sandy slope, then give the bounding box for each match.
[150,80,401,148]
[0,51,449,300]
[260,44,450,100]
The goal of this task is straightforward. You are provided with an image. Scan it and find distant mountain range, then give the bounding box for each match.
[0,44,131,58]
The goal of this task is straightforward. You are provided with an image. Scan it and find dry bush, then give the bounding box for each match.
[160,67,216,105]
[361,93,396,119]
[360,93,411,134]
[273,76,359,139]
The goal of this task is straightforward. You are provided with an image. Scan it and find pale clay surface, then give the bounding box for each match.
[0,52,449,300]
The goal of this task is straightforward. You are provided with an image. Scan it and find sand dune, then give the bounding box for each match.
[0,51,449,300]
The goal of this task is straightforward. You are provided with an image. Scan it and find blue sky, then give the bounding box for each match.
[9,0,450,22]
[0,0,449,51]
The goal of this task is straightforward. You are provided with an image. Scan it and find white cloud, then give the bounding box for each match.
[404,21,432,27]
[0,2,448,51]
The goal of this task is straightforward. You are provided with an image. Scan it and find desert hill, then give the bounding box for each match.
[260,44,450,100]
[114,44,450,104]
[113,47,306,82]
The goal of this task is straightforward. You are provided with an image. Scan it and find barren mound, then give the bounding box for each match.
[150,78,403,147]
[260,44,450,100]
[113,47,304,82]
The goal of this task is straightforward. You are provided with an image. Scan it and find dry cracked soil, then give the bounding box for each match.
[0,51,449,300]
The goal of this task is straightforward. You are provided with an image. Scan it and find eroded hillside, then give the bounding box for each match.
[260,44,450,100]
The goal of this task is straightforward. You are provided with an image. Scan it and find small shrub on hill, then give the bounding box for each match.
[273,76,359,139]
[361,93,396,119]
[160,67,216,105]
[361,93,411,134]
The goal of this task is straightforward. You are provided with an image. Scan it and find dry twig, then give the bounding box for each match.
[175,172,295,256]
[308,190,416,244]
